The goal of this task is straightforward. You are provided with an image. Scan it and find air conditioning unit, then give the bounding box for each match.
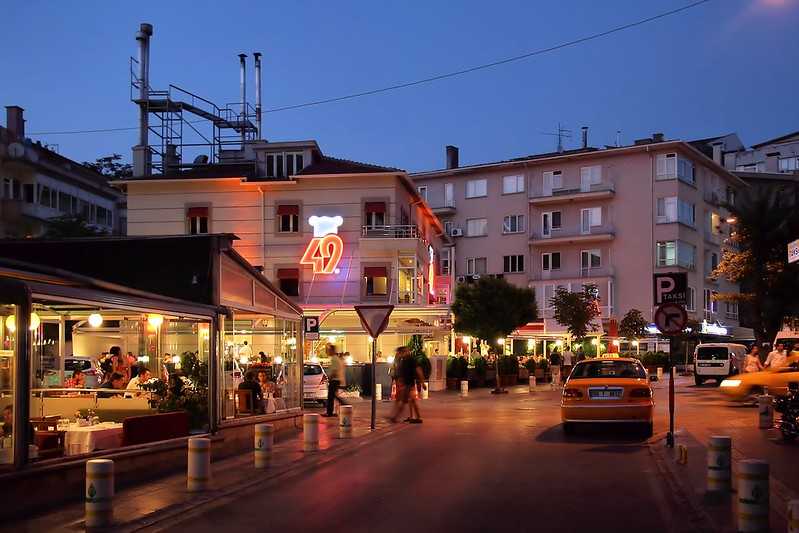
[456,275,466,283]
[450,228,463,237]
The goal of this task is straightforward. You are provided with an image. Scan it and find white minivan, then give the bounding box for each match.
[694,343,747,386]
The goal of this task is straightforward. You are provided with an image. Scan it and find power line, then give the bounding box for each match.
[29,0,711,136]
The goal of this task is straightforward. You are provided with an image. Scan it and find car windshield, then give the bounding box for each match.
[696,347,729,361]
[777,338,799,352]
[65,359,92,372]
[303,364,323,376]
[570,360,646,379]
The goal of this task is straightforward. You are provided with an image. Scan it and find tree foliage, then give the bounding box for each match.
[550,284,601,340]
[41,215,107,238]
[83,153,133,180]
[712,184,799,345]
[619,309,648,340]
[451,277,538,345]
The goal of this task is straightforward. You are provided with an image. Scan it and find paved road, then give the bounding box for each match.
[162,387,686,533]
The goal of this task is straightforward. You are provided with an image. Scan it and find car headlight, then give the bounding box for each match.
[720,379,741,388]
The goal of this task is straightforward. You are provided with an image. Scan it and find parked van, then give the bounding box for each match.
[773,327,799,352]
[694,343,747,385]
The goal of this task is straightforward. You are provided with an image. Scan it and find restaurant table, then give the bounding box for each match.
[64,422,123,456]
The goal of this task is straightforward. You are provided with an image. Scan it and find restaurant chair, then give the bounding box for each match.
[34,431,65,460]
[30,415,62,432]
[236,389,253,415]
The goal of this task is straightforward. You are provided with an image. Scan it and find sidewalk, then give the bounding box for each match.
[4,406,405,533]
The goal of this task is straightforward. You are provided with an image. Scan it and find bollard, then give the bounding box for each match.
[657,367,663,381]
[757,394,773,429]
[85,459,114,528]
[706,435,732,493]
[339,405,353,438]
[304,413,320,452]
[529,375,537,392]
[375,383,382,401]
[676,444,688,465]
[737,459,769,532]
[459,380,469,398]
[187,437,211,492]
[788,500,799,533]
[254,423,274,469]
[422,382,429,400]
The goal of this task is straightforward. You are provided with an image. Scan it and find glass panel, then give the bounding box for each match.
[0,304,16,468]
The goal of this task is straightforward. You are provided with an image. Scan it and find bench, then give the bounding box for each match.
[121,411,190,447]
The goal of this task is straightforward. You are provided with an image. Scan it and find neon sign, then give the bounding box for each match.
[301,215,344,274]
[428,245,435,297]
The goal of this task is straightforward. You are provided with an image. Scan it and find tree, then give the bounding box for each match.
[713,183,799,346]
[550,284,601,341]
[407,334,431,379]
[83,153,133,180]
[619,309,648,340]
[41,215,107,238]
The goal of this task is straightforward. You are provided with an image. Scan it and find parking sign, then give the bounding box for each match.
[303,316,320,340]
[653,273,687,306]
[789,239,799,264]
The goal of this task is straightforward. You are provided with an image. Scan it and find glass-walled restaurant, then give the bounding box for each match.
[0,250,302,471]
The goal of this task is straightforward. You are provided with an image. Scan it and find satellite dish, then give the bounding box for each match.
[193,155,209,165]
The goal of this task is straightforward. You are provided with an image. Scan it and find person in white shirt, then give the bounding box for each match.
[126,368,152,390]
[764,343,787,369]
[238,341,253,364]
[561,347,574,383]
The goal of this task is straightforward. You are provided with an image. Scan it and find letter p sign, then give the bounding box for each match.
[653,273,687,306]
[303,316,320,340]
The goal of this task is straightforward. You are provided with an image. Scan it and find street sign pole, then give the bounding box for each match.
[667,337,676,448]
[354,305,394,432]
[371,337,377,430]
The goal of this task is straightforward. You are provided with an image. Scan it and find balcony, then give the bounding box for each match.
[530,225,615,246]
[529,182,615,206]
[431,205,456,217]
[530,266,615,281]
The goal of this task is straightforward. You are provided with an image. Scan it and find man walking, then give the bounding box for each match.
[562,346,574,383]
[325,344,347,417]
[765,342,787,370]
[388,346,425,423]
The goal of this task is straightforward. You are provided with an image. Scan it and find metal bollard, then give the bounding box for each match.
[706,435,732,493]
[529,375,537,392]
[304,413,320,452]
[657,367,663,381]
[254,423,274,468]
[422,382,429,399]
[339,405,353,438]
[85,459,114,528]
[788,499,799,533]
[375,383,382,401]
[757,394,773,429]
[187,437,211,492]
[737,459,769,532]
[459,380,469,397]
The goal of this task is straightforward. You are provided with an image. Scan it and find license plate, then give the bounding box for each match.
[588,387,623,400]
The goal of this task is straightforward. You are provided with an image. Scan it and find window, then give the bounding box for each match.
[58,192,72,213]
[542,252,561,271]
[503,255,524,273]
[779,157,798,173]
[542,170,562,196]
[466,257,487,276]
[725,301,739,320]
[465,179,487,198]
[444,220,454,236]
[580,249,601,272]
[22,183,34,204]
[703,289,718,316]
[365,202,386,227]
[96,206,112,227]
[679,200,696,226]
[541,211,561,237]
[187,206,209,235]
[417,186,428,201]
[277,268,300,297]
[657,153,695,184]
[440,249,450,275]
[710,212,722,236]
[265,152,304,178]
[657,197,695,226]
[709,251,719,272]
[580,207,602,234]
[580,165,602,192]
[39,186,53,208]
[364,266,388,296]
[277,205,300,233]
[466,218,488,237]
[444,183,454,207]
[686,287,696,311]
[502,215,525,234]
[656,241,695,269]
[502,175,525,194]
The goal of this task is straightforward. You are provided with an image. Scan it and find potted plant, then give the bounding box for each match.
[496,355,519,387]
[536,357,550,382]
[473,356,488,387]
[140,351,209,432]
[446,356,468,389]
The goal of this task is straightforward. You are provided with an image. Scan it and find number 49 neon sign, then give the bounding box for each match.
[301,216,344,274]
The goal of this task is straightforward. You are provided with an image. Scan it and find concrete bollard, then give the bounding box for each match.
[422,382,429,400]
[304,413,320,452]
[656,367,663,381]
[757,394,773,429]
[788,500,799,533]
[706,435,732,493]
[459,380,469,398]
[339,405,353,438]
[187,437,211,492]
[375,383,382,401]
[676,444,688,465]
[254,423,274,468]
[529,375,537,392]
[737,459,769,532]
[85,459,114,528]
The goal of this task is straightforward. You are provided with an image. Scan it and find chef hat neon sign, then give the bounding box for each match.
[301,216,344,274]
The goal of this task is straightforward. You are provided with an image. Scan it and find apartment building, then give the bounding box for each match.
[0,106,125,237]
[413,134,747,345]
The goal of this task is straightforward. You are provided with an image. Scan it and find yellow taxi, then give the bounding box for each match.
[719,356,799,401]
[561,357,654,436]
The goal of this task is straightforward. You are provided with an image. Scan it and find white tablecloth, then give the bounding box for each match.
[64,423,123,456]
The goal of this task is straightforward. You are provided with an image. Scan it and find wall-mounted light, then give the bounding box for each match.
[591,338,599,345]
[147,314,164,329]
[327,335,337,344]
[496,338,505,345]
[345,355,354,366]
[88,313,104,328]
[461,336,471,344]
[274,356,283,365]
[555,339,564,347]
[527,339,535,349]
[4,315,15,333]
[387,355,395,364]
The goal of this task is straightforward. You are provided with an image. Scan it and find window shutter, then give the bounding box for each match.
[186,206,209,217]
[276,204,299,215]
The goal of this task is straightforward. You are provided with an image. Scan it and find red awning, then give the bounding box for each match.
[277,268,300,279]
[186,206,209,217]
[277,204,299,216]
[363,266,387,278]
[364,202,386,213]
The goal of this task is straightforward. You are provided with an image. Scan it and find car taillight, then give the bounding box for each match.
[630,388,652,398]
[563,388,583,399]
[320,374,328,385]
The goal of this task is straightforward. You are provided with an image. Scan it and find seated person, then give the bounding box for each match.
[126,367,152,390]
[65,369,86,388]
[0,405,11,438]
[97,372,126,398]
[257,370,274,397]
[237,371,264,413]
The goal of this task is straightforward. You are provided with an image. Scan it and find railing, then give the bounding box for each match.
[531,266,615,281]
[531,181,615,199]
[361,225,429,246]
[531,224,615,241]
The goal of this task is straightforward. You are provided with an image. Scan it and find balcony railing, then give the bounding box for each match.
[530,224,615,244]
[361,225,430,247]
[530,181,615,201]
[530,266,615,281]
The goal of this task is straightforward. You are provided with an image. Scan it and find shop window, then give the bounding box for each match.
[186,206,209,235]
[364,202,386,227]
[277,205,300,233]
[277,268,300,297]
[0,304,16,469]
[364,266,388,296]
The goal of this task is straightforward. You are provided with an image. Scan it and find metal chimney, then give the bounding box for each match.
[253,52,262,139]
[133,23,154,177]
[238,53,247,144]
[5,106,25,140]
[616,130,621,147]
[580,126,588,149]
[446,145,459,169]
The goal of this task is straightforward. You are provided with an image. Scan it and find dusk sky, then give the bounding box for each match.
[2,0,798,172]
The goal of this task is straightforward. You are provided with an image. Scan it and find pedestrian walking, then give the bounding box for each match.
[562,346,574,383]
[765,342,787,370]
[388,347,426,423]
[325,344,347,417]
[744,346,763,373]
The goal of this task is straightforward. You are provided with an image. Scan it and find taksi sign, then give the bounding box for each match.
[301,216,344,274]
[653,272,687,306]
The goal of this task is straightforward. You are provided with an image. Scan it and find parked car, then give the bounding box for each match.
[303,363,328,405]
[693,343,747,386]
[43,356,101,388]
[719,355,799,401]
[561,357,654,437]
